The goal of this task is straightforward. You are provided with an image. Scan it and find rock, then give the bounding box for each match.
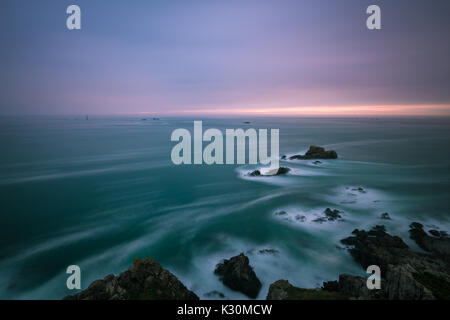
[249,170,261,176]
[281,155,287,160]
[341,224,450,300]
[63,257,199,300]
[274,210,287,216]
[323,274,386,300]
[266,280,347,300]
[313,208,343,223]
[313,161,322,165]
[275,167,290,175]
[248,167,290,177]
[380,212,391,220]
[258,249,280,255]
[429,230,448,238]
[214,253,262,299]
[429,230,441,237]
[409,222,450,261]
[340,225,409,275]
[385,264,435,300]
[324,208,342,221]
[289,146,338,160]
[204,291,225,298]
[351,187,367,193]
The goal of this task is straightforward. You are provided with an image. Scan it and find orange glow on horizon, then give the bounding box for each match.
[129,104,450,117]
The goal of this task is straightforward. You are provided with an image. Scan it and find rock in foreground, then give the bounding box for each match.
[341,224,450,300]
[266,280,348,300]
[214,253,262,299]
[289,146,338,160]
[63,257,199,300]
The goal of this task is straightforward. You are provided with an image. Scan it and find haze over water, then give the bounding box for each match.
[0,115,449,299]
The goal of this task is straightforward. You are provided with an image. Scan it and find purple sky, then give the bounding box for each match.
[1,0,449,115]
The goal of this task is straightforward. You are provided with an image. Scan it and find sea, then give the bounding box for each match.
[0,115,449,299]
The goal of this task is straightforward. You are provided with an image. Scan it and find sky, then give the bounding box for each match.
[0,0,449,116]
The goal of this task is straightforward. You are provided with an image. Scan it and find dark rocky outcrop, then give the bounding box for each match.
[63,258,198,300]
[409,222,450,261]
[323,274,387,300]
[289,146,338,160]
[340,225,409,275]
[214,253,262,299]
[313,208,343,223]
[340,224,450,300]
[266,280,348,300]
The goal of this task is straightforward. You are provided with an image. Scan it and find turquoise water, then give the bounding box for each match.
[1,116,450,299]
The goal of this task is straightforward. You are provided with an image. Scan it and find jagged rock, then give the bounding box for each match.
[385,264,435,300]
[340,224,450,300]
[266,280,347,300]
[409,222,450,261]
[289,146,338,160]
[63,258,198,300]
[340,225,409,275]
[381,212,391,220]
[324,208,342,221]
[313,208,343,223]
[337,274,386,300]
[214,253,262,299]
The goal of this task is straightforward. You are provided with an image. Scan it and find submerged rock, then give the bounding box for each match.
[351,187,367,193]
[63,258,198,300]
[289,146,337,160]
[258,249,280,255]
[380,212,391,220]
[214,253,262,299]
